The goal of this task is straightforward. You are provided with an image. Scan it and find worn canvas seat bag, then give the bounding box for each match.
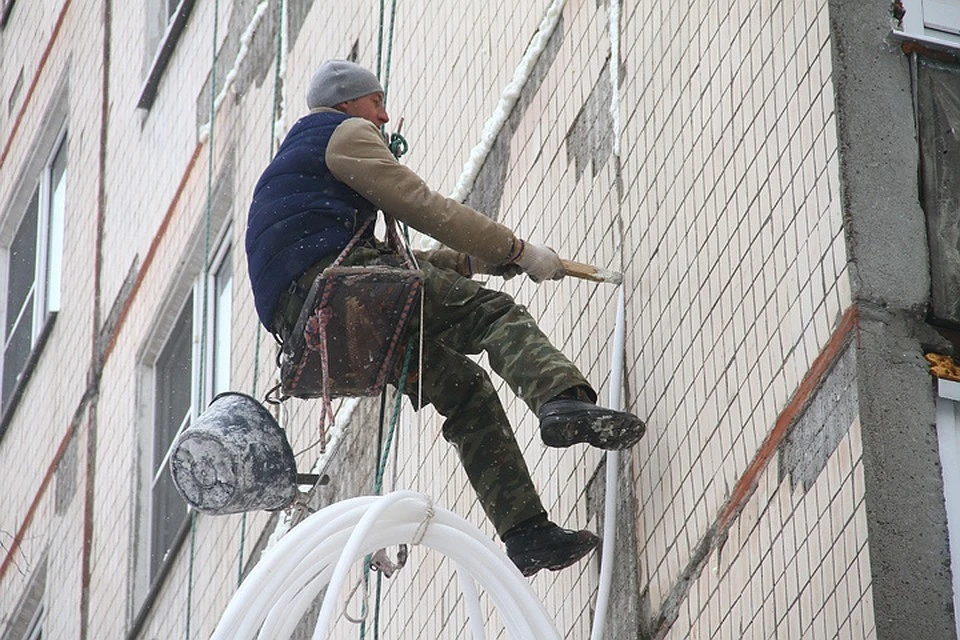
[279,217,422,402]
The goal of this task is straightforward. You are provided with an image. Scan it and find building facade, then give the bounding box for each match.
[1,0,958,638]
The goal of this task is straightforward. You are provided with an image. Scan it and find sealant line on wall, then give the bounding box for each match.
[264,398,361,549]
[608,0,621,160]
[271,0,289,148]
[449,0,567,203]
[198,0,271,144]
[649,305,860,639]
[81,0,113,636]
[418,0,567,253]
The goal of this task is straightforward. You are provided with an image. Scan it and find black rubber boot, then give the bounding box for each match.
[539,398,646,450]
[504,523,600,577]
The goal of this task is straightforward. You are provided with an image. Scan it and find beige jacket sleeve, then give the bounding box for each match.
[326,116,518,265]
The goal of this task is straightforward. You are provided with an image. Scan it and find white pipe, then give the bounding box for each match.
[591,0,626,635]
[212,491,562,640]
[456,561,487,640]
[591,284,626,640]
[312,490,411,633]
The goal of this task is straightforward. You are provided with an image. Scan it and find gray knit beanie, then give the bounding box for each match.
[306,60,384,109]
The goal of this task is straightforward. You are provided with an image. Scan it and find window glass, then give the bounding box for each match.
[3,190,38,407]
[46,139,66,313]
[150,294,192,579]
[1,131,66,412]
[212,246,232,398]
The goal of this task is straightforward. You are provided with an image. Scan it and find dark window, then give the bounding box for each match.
[149,294,192,579]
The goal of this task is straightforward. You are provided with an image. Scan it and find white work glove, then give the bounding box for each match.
[513,240,565,282]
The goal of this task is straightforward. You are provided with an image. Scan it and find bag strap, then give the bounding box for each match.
[330,214,420,271]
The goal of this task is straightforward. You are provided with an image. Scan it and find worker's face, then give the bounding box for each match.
[339,92,389,126]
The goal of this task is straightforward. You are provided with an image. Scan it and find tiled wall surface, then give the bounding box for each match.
[668,419,874,640]
[0,0,872,637]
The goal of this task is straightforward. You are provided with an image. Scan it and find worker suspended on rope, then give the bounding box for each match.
[244,59,646,577]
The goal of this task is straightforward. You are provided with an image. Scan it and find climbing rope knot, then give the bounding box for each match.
[411,495,435,546]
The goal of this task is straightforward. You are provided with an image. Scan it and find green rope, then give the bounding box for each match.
[188,0,221,634]
[364,2,407,637]
[376,342,415,494]
[382,0,399,101]
[185,510,198,639]
[359,340,415,639]
[239,0,285,589]
[376,0,385,80]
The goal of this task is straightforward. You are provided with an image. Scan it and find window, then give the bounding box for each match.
[917,59,960,325]
[896,0,960,49]
[139,0,197,110]
[5,554,46,640]
[2,131,66,413]
[936,378,960,639]
[1,0,16,29]
[207,239,233,402]
[132,228,233,624]
[148,293,194,581]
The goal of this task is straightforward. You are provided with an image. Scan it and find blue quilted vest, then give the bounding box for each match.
[245,111,377,327]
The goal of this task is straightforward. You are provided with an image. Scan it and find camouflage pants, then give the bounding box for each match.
[281,246,594,537]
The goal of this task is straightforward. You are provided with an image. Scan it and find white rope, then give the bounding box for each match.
[340,575,369,624]
[411,496,435,545]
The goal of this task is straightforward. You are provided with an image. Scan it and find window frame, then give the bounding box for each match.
[138,0,197,110]
[0,125,67,431]
[130,220,234,632]
[204,227,233,405]
[936,378,960,639]
[130,289,197,633]
[894,0,960,51]
[147,292,196,578]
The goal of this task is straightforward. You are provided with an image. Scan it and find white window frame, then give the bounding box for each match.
[139,0,197,109]
[0,126,66,413]
[936,378,960,639]
[204,228,233,405]
[132,290,198,617]
[131,219,233,623]
[148,293,196,578]
[896,0,960,50]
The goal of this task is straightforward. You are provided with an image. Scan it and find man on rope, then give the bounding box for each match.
[245,59,645,576]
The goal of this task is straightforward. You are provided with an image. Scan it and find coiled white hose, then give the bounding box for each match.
[212,491,561,639]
